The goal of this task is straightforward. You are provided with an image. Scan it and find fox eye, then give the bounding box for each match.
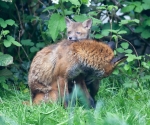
[68,31,71,34]
[76,32,81,34]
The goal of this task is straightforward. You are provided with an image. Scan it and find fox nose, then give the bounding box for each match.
[68,37,72,40]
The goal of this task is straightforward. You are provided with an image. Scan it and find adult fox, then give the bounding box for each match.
[28,39,126,107]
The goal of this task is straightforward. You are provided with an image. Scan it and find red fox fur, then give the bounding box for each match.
[28,39,126,107]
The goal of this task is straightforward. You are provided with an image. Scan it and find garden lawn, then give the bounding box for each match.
[0,75,150,125]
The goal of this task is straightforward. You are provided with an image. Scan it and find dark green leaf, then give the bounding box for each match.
[141,30,150,39]
[0,69,13,77]
[0,18,7,28]
[145,19,150,26]
[21,39,34,46]
[30,46,39,53]
[134,26,144,33]
[36,42,45,48]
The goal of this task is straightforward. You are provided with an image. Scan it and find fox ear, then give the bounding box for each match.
[65,17,74,27]
[82,18,92,29]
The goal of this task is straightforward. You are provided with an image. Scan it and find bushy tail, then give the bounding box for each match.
[111,54,127,67]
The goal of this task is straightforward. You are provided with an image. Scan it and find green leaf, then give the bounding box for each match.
[3,39,11,47]
[69,0,80,5]
[5,19,15,26]
[126,54,136,62]
[134,26,144,33]
[119,20,128,26]
[141,30,150,39]
[135,5,143,13]
[2,83,9,90]
[132,19,139,23]
[101,30,109,36]
[145,19,150,26]
[124,64,130,70]
[109,29,119,34]
[107,5,118,11]
[21,39,34,46]
[91,17,101,25]
[121,42,129,49]
[142,3,150,10]
[36,42,45,48]
[96,6,107,10]
[64,10,74,15]
[30,46,39,53]
[112,69,119,75]
[1,30,9,36]
[118,30,127,34]
[124,49,132,54]
[0,76,6,84]
[12,40,22,46]
[42,6,56,12]
[48,14,66,41]
[112,35,118,42]
[116,48,124,53]
[0,69,13,77]
[0,54,13,66]
[0,18,7,28]
[94,34,103,39]
[142,62,149,69]
[143,0,150,4]
[121,4,135,13]
[7,35,14,41]
[73,14,89,22]
[88,11,97,16]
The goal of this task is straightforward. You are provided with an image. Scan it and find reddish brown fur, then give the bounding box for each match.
[28,39,117,107]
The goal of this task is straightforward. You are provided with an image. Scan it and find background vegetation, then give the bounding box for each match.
[0,0,150,124]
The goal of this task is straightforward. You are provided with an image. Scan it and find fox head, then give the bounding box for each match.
[65,17,92,41]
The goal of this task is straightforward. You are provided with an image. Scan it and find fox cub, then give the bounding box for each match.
[28,39,126,107]
[65,17,92,41]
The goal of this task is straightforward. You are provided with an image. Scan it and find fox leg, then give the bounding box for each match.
[56,76,69,107]
[74,75,95,108]
[32,89,58,104]
[87,79,100,102]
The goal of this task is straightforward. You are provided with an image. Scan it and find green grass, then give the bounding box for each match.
[0,73,150,125]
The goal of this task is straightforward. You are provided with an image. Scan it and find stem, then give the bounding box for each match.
[121,38,141,67]
[59,0,65,16]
